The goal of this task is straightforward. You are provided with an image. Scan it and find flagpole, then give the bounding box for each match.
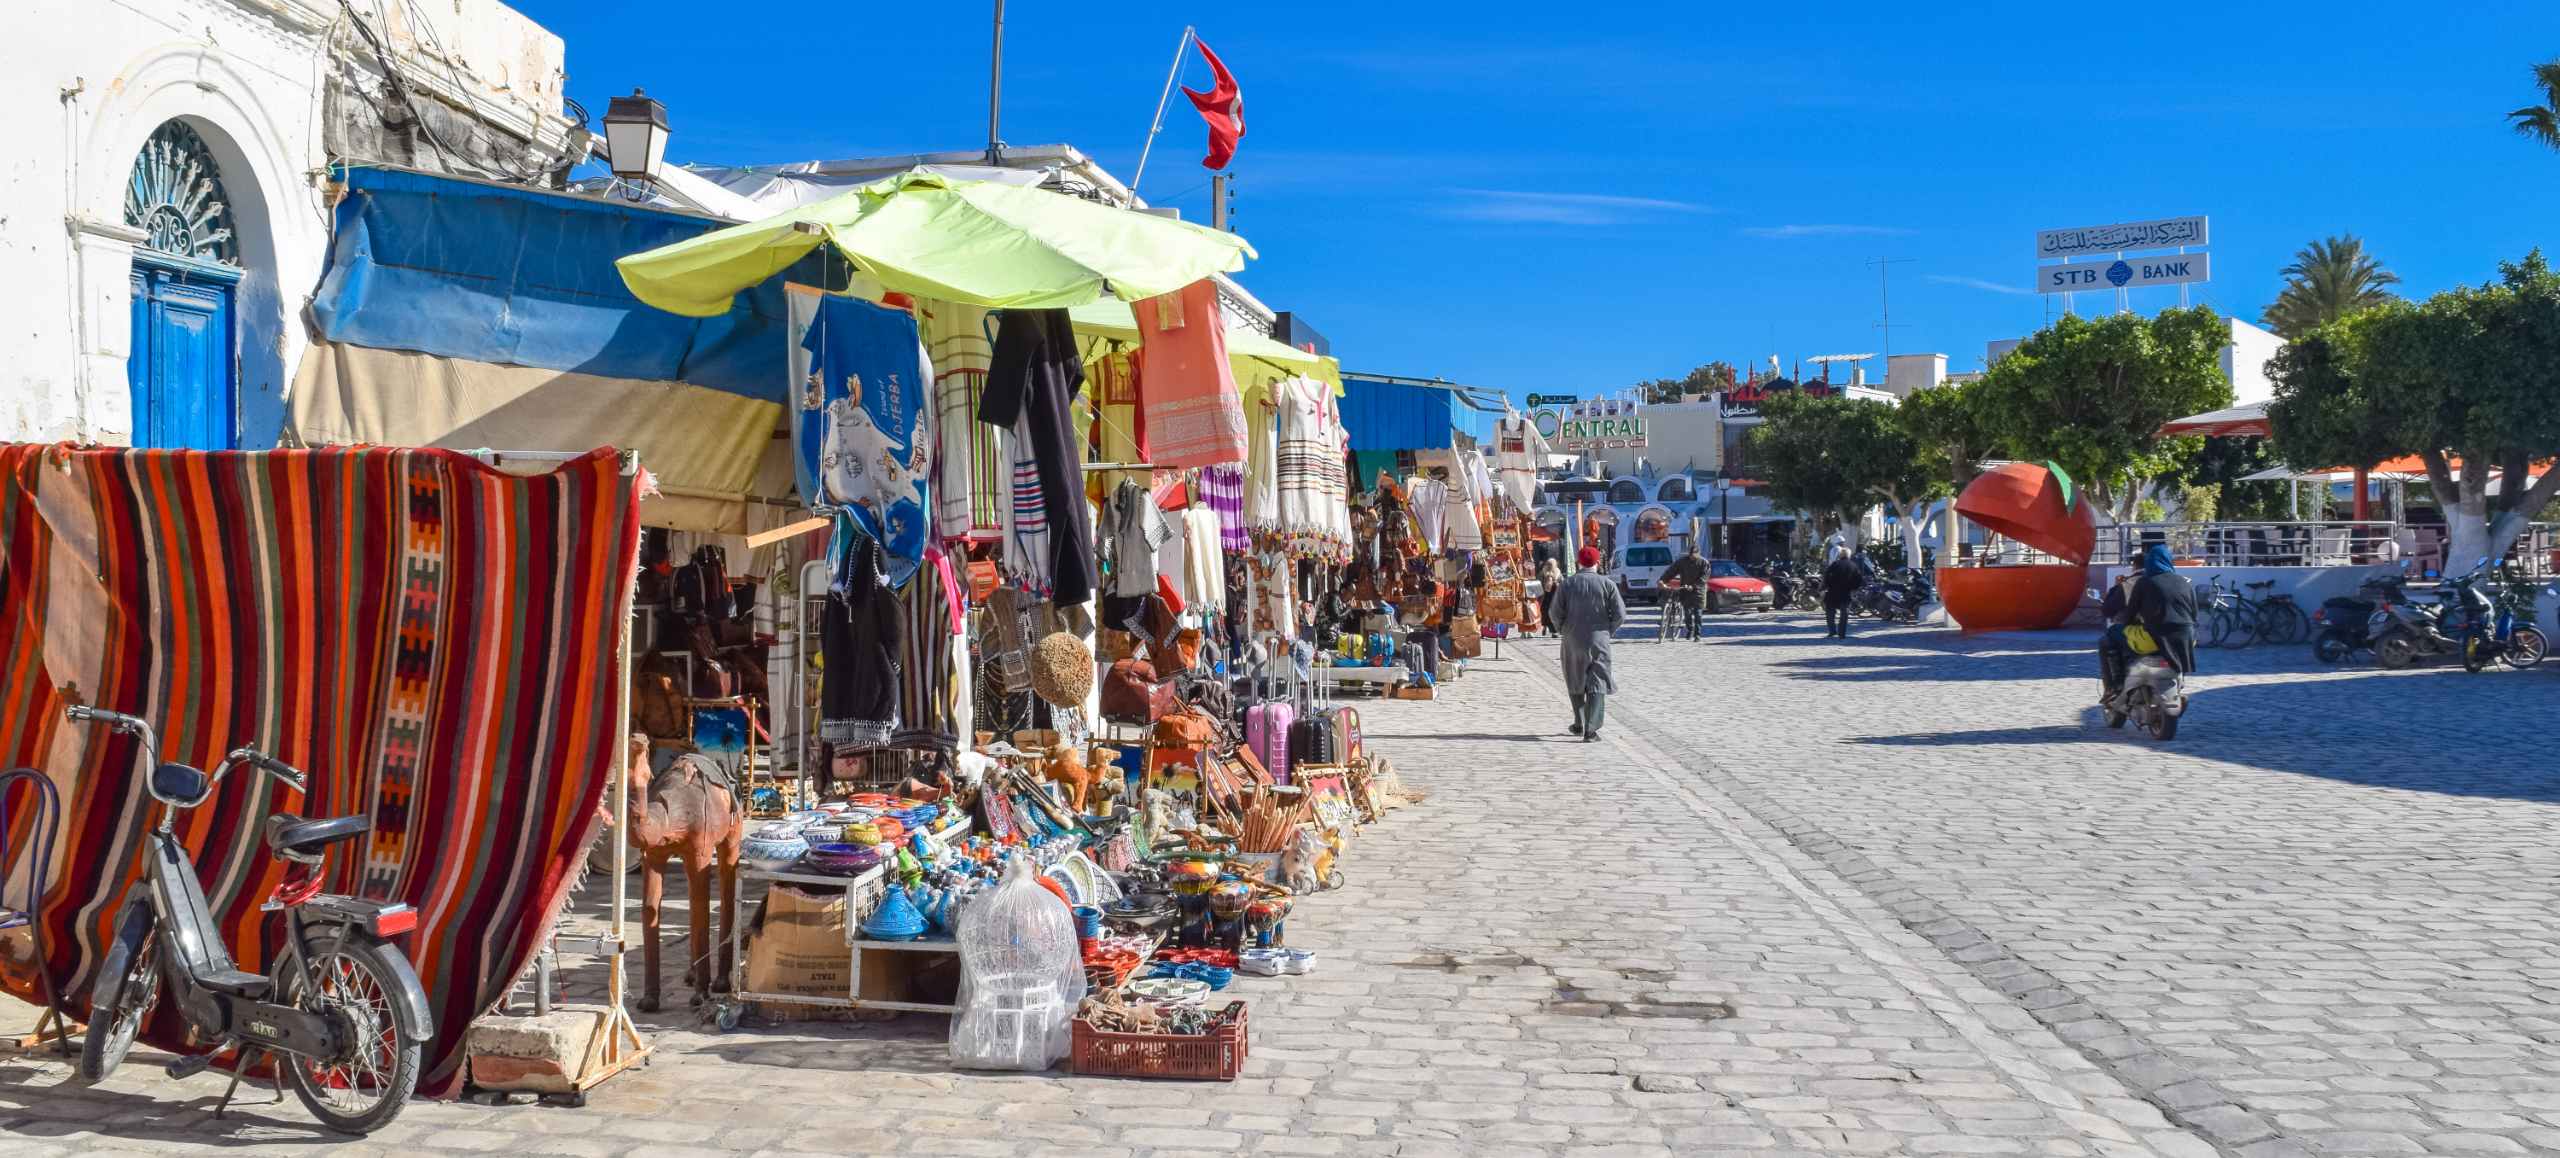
[1131,25,1195,196]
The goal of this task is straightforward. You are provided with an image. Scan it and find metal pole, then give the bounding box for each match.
[1211,173,1228,231]
[985,0,1007,163]
[1131,26,1196,195]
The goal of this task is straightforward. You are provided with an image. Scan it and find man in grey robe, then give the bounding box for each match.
[1553,545,1625,741]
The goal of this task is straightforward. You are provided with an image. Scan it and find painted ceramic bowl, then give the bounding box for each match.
[1126,977,1210,1007]
[740,831,809,873]
[803,842,884,875]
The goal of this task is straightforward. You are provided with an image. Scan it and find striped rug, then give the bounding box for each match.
[0,443,641,1096]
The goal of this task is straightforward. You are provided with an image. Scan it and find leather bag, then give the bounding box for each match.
[1101,658,1178,725]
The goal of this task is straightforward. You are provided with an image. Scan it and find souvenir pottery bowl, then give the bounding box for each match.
[740,828,810,873]
[1209,880,1253,916]
[1245,895,1292,924]
[850,793,895,810]
[1126,977,1210,1007]
[841,822,883,847]
[804,842,885,876]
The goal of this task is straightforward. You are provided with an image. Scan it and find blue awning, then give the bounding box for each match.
[1340,373,1454,452]
[311,165,825,402]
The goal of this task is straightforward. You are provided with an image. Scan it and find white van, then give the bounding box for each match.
[1614,540,1676,603]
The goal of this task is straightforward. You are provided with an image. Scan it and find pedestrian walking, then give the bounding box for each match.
[1553,545,1625,741]
[1820,544,1861,638]
[1536,554,1564,638]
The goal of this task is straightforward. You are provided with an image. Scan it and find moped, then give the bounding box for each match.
[68,705,431,1134]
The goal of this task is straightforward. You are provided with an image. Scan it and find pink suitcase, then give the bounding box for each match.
[1247,701,1295,785]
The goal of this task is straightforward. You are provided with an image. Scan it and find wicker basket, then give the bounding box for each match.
[1069,1001,1248,1081]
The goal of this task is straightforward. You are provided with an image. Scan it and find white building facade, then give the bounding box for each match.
[1,0,575,447]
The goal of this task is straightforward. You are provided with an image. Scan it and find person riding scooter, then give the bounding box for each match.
[2126,543,2198,676]
[2098,569,2139,696]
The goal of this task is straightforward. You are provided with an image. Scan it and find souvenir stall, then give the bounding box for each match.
[612,169,1416,1079]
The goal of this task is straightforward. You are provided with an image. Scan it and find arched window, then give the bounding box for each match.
[1608,478,1646,505]
[125,122,238,265]
[1657,475,1694,503]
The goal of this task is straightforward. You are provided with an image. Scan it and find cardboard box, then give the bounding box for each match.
[1391,684,1436,701]
[744,885,851,1003]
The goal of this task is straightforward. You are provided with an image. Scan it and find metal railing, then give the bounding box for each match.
[2090,521,2402,568]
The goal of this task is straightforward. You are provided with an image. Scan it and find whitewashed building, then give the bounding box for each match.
[1,0,578,447]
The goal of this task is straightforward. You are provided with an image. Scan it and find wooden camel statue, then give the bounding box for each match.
[622,734,742,1012]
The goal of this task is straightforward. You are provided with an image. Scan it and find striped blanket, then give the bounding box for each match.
[0,444,640,1096]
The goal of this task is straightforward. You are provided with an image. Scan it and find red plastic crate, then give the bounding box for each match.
[1069,1001,1248,1081]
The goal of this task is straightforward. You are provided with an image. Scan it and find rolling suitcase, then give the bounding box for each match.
[1333,706,1363,765]
[1247,700,1295,786]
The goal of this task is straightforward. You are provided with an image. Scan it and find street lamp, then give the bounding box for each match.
[602,88,670,184]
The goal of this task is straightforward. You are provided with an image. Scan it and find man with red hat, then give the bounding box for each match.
[1551,544,1625,741]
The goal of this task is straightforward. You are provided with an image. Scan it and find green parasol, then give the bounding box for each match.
[617,169,1256,318]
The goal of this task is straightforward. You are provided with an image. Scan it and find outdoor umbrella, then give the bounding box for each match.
[617,169,1256,317]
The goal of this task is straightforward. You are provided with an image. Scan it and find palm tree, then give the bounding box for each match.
[2260,235,2399,339]
[2507,59,2560,150]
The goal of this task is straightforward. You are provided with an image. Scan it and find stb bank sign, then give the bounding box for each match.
[2033,215,2209,296]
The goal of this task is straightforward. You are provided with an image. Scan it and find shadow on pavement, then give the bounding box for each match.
[1844,676,2560,802]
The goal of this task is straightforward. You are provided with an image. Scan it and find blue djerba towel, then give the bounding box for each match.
[793,293,933,588]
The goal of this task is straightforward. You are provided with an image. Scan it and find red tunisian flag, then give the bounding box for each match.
[1181,38,1244,170]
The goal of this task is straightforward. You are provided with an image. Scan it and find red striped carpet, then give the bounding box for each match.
[0,443,641,1096]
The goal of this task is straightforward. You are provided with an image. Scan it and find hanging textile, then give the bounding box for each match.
[891,550,960,751]
[821,521,901,748]
[1495,413,1553,514]
[0,444,640,1098]
[1184,507,1227,613]
[1090,349,1148,467]
[923,300,1004,543]
[1198,463,1248,551]
[1275,375,1350,558]
[1132,280,1247,469]
[1244,389,1279,532]
[793,291,933,587]
[982,309,1096,606]
[1105,479,1170,598]
[1405,476,1449,554]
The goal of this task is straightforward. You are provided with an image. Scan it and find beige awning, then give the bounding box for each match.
[290,342,793,534]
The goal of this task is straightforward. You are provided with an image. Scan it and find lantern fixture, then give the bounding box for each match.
[602,88,669,183]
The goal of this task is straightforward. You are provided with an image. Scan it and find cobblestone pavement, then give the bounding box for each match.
[1587,605,2560,1158]
[0,624,2210,1157]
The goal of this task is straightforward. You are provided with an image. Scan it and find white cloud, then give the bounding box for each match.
[1926,274,2036,297]
[1443,189,1711,226]
[1740,223,1912,239]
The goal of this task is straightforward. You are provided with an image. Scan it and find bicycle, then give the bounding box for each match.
[1657,580,1702,642]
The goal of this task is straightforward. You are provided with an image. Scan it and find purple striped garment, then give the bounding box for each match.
[1200,463,1249,551]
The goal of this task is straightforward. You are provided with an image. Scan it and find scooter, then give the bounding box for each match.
[2463,570,2552,672]
[2371,564,2488,670]
[66,705,431,1135]
[2102,647,2186,741]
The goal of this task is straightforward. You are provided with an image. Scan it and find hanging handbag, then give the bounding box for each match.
[1152,706,1218,749]
[1101,658,1178,724]
[1448,613,1484,658]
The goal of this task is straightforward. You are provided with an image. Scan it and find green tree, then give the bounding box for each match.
[1895,379,1999,551]
[2506,59,2560,150]
[2261,235,2399,339]
[1746,393,1947,568]
[2267,251,2560,565]
[1635,360,1741,404]
[1970,306,2234,522]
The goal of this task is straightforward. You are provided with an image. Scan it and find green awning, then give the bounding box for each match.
[617,169,1256,318]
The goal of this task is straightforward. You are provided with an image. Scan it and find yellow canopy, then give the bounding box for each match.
[617,169,1256,318]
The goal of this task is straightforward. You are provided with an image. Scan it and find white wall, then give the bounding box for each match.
[2223,317,2285,406]
[0,0,565,446]
[1584,398,1722,477]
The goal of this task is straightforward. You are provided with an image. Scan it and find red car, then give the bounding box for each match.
[1705,559,1773,613]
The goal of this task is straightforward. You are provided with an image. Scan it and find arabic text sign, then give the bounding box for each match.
[2035,216,2209,261]
[2035,252,2211,295]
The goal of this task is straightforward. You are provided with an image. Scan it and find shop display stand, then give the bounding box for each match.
[725,820,972,1019]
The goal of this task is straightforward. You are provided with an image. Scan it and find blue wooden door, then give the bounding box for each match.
[127,255,239,450]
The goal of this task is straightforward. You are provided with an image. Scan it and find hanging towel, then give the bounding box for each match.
[1132,280,1248,469]
[798,293,933,588]
[924,300,1004,542]
[1198,463,1249,551]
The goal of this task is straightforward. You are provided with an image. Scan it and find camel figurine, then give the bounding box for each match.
[622,734,742,1012]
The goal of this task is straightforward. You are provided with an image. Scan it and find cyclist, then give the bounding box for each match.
[1662,542,1709,641]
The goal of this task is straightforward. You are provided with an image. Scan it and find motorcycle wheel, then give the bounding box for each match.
[2507,627,2549,669]
[2103,704,2127,729]
[78,900,158,1082]
[2373,630,2418,670]
[276,928,422,1135]
[2147,704,2180,742]
[2311,628,2354,664]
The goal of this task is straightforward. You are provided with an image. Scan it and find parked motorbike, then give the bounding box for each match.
[66,706,430,1134]
[1755,561,1805,611]
[2103,648,2186,741]
[1854,568,1932,624]
[2463,571,2552,672]
[2370,564,2488,670]
[2309,586,2385,663]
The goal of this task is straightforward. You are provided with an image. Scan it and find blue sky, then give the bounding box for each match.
[521,1,2560,398]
